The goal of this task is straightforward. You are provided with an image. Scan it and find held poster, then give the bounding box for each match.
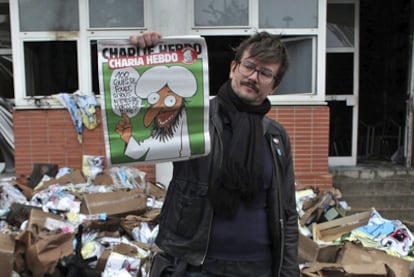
[98,36,210,165]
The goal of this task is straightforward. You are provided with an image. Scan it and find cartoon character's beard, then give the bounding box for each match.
[151,107,183,142]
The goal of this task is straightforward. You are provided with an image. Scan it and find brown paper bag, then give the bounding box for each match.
[25,232,74,277]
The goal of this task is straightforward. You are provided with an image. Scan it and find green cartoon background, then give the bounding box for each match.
[102,60,207,164]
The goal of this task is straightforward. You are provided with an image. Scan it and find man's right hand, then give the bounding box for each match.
[129,31,162,48]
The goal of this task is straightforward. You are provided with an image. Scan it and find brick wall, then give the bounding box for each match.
[13,105,332,189]
[13,109,156,181]
[267,105,332,190]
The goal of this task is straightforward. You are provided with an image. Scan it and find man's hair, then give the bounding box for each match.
[233,31,289,88]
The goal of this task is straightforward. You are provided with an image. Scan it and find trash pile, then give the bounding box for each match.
[3,163,414,277]
[296,185,414,277]
[0,160,165,277]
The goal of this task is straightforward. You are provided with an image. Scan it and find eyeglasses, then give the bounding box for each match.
[237,60,276,85]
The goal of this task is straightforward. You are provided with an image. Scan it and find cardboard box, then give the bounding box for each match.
[93,173,114,186]
[80,189,147,216]
[13,210,63,250]
[336,241,414,277]
[40,170,86,188]
[301,262,389,277]
[312,209,373,242]
[28,208,63,230]
[301,241,414,276]
[298,233,340,263]
[95,243,140,272]
[147,182,166,199]
[0,233,15,277]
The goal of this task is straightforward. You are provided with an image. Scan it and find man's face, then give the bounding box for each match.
[229,50,280,106]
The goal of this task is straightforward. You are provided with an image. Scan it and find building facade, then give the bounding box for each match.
[3,0,371,190]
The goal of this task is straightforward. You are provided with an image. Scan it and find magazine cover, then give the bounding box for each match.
[97,36,210,165]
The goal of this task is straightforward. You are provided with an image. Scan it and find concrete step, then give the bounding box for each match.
[330,160,414,222]
[333,179,414,221]
[339,194,414,209]
[332,169,414,179]
[333,176,414,194]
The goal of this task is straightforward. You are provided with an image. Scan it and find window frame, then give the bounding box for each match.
[188,0,326,105]
[10,0,327,108]
[0,1,12,99]
[10,0,150,108]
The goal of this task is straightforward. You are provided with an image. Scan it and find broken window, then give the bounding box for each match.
[12,0,146,103]
[24,41,78,96]
[0,2,12,99]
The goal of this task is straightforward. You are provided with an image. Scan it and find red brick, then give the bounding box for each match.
[13,106,333,189]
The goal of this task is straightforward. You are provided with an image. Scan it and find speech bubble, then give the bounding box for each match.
[110,68,141,117]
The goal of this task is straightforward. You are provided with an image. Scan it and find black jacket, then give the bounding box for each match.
[155,97,300,277]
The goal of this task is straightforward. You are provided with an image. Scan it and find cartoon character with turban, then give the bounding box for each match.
[115,65,197,161]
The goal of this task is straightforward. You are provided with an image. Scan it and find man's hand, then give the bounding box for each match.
[116,113,132,143]
[129,31,162,48]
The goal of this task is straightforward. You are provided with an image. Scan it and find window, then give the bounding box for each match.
[326,1,358,162]
[327,3,354,48]
[24,41,78,96]
[194,0,249,27]
[0,1,12,99]
[0,2,10,49]
[276,37,315,94]
[11,0,326,106]
[91,41,99,95]
[11,0,146,106]
[203,36,245,94]
[326,53,353,95]
[0,54,12,99]
[191,0,325,104]
[18,0,79,32]
[89,0,144,28]
[259,0,318,28]
[202,36,316,96]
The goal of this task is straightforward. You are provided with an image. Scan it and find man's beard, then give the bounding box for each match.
[151,107,183,142]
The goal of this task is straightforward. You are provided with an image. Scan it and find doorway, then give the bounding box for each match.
[328,0,413,167]
[327,0,359,166]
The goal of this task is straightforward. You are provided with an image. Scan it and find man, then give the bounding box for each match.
[130,31,299,277]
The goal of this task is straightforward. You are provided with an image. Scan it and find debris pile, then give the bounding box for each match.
[2,165,414,276]
[296,185,414,277]
[0,162,165,277]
